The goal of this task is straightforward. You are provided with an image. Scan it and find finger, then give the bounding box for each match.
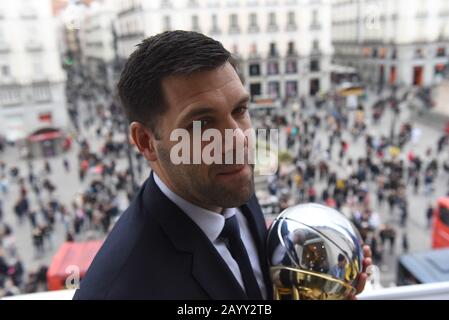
[347,292,357,300]
[363,257,372,272]
[356,272,368,294]
[363,245,372,259]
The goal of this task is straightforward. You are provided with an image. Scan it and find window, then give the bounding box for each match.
[269,42,278,57]
[229,13,240,33]
[435,64,446,76]
[286,60,297,74]
[210,14,221,34]
[287,11,295,25]
[1,65,10,76]
[267,61,279,75]
[287,11,296,30]
[248,13,259,32]
[191,15,200,31]
[437,47,446,57]
[310,78,320,95]
[312,40,320,51]
[249,63,260,76]
[415,48,424,59]
[310,59,320,72]
[311,9,320,29]
[163,16,171,31]
[286,81,298,97]
[287,41,296,56]
[268,81,280,98]
[250,83,261,98]
[249,13,257,26]
[267,12,278,31]
[362,47,371,58]
[249,43,258,57]
[268,12,276,25]
[312,10,318,24]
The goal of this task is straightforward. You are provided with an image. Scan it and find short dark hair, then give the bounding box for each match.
[117,30,235,137]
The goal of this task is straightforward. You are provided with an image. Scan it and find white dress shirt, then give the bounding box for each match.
[153,173,267,299]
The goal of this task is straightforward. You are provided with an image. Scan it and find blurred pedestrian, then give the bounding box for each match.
[426,203,434,228]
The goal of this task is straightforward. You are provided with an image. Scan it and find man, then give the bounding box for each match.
[74,31,371,300]
[330,254,347,281]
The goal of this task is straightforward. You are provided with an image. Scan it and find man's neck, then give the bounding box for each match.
[153,170,223,214]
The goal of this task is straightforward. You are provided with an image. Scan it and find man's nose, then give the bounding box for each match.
[221,119,248,163]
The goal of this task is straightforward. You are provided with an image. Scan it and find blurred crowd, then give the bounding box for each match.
[1,72,449,297]
[256,86,449,267]
[0,71,143,297]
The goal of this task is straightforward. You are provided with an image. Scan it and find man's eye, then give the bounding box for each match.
[199,119,210,127]
[234,106,248,115]
[190,119,210,128]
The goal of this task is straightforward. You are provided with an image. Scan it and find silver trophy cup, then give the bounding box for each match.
[267,203,364,300]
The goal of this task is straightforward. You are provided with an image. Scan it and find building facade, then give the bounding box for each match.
[113,0,332,102]
[82,0,120,92]
[0,0,68,151]
[332,0,449,88]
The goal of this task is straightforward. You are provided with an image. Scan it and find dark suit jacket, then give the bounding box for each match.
[73,172,273,299]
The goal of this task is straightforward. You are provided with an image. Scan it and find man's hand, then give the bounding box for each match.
[348,245,372,300]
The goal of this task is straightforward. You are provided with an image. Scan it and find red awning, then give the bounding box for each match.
[47,240,103,291]
[28,130,62,142]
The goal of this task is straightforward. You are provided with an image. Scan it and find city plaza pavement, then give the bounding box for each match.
[0,87,448,289]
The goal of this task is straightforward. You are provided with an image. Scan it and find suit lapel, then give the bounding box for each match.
[143,173,247,300]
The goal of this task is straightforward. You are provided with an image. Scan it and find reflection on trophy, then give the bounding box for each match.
[267,203,364,300]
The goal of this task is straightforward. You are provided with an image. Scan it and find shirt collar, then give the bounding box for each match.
[153,172,236,242]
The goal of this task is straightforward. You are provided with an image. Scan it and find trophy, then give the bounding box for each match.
[267,203,364,300]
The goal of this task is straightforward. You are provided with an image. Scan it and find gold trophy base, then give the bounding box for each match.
[271,266,356,300]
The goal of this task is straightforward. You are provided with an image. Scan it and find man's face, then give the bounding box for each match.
[154,62,254,211]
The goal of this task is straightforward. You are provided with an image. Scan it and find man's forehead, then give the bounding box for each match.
[161,62,243,108]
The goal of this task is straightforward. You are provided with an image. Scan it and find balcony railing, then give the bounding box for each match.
[267,24,279,32]
[359,281,449,300]
[248,25,260,33]
[117,4,143,17]
[3,281,449,300]
[209,26,222,35]
[26,41,43,52]
[310,23,322,31]
[228,26,241,34]
[117,31,145,40]
[286,24,297,32]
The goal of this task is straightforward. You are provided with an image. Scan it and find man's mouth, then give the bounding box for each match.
[217,164,246,176]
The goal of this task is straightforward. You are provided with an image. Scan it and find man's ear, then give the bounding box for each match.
[130,122,158,162]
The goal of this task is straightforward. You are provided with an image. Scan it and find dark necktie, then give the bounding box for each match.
[220,215,263,299]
